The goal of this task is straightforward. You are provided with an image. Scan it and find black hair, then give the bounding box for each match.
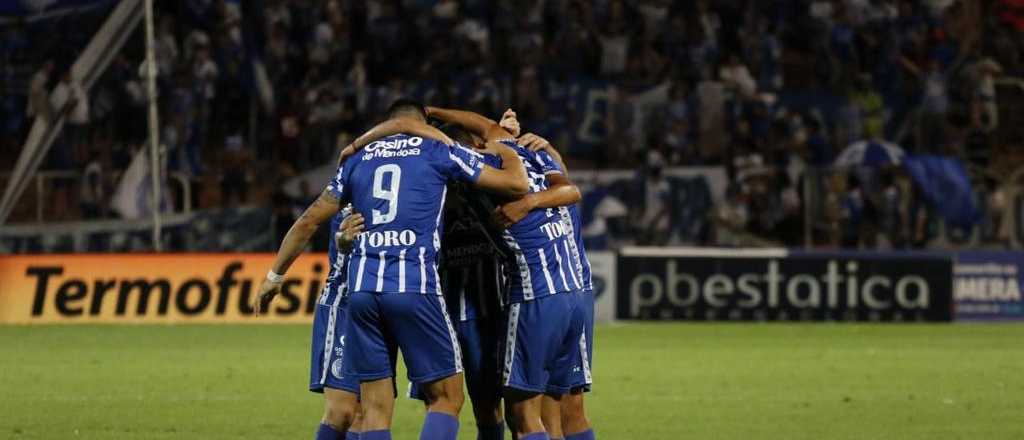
[438,122,476,146]
[385,98,427,120]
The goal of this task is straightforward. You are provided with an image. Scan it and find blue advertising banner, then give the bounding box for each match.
[954,251,1024,321]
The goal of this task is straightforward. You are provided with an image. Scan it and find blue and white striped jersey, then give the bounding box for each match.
[534,150,594,292]
[327,134,484,295]
[496,141,581,303]
[318,206,353,307]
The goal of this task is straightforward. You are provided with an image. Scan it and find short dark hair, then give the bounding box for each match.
[438,122,476,146]
[385,98,426,120]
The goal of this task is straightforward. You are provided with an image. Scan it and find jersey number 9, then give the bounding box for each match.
[372,164,401,225]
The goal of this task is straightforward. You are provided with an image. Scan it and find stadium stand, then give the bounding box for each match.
[3,0,1024,251]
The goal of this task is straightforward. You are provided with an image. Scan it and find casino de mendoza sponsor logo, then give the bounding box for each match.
[616,248,954,322]
[17,258,328,319]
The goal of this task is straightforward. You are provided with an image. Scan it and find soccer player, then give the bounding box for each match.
[428,106,585,440]
[510,132,597,440]
[313,99,529,440]
[253,113,457,440]
[404,122,517,440]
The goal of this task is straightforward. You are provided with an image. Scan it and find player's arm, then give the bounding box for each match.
[495,132,581,227]
[253,190,342,314]
[338,118,454,163]
[473,140,529,197]
[495,173,581,228]
[520,132,570,177]
[426,106,514,142]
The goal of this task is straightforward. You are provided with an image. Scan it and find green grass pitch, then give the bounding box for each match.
[2,323,1023,439]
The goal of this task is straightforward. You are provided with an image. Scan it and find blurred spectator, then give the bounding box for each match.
[970,58,1002,133]
[27,60,54,121]
[805,118,833,167]
[596,1,631,76]
[878,170,907,248]
[635,151,671,245]
[840,174,866,248]
[720,54,758,101]
[913,59,951,152]
[220,134,250,206]
[79,151,105,219]
[52,71,90,164]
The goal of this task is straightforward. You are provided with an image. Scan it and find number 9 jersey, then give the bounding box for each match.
[326,134,485,295]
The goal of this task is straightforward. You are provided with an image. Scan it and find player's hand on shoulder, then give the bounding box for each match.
[519,133,552,152]
[338,143,357,164]
[253,276,283,315]
[336,212,365,253]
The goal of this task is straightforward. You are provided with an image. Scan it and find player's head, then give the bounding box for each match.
[439,122,483,149]
[385,98,427,122]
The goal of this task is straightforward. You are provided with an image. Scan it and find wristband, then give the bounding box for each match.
[266,270,285,284]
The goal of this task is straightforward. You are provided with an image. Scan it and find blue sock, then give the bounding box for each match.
[360,430,391,440]
[316,423,345,440]
[477,422,505,440]
[521,433,550,440]
[347,432,361,440]
[421,411,459,440]
[566,429,595,440]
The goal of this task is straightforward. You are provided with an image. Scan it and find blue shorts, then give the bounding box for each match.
[345,292,463,384]
[409,316,503,403]
[503,293,586,394]
[309,302,360,394]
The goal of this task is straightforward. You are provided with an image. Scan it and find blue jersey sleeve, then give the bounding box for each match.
[441,142,485,183]
[325,159,353,201]
[535,150,564,175]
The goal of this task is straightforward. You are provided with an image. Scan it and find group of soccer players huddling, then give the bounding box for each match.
[253,99,596,440]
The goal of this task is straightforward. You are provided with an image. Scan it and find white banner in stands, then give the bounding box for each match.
[588,251,617,323]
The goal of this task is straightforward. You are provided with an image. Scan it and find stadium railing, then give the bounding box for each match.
[0,170,192,223]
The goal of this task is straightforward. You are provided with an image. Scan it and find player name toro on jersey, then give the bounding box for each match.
[539,219,568,241]
[362,136,424,160]
[364,229,417,247]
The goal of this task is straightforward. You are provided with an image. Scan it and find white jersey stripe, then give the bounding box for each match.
[538,249,556,295]
[580,328,593,385]
[502,232,533,301]
[318,289,344,386]
[398,249,406,293]
[460,267,469,321]
[353,237,367,292]
[433,264,443,296]
[436,294,463,374]
[449,153,476,175]
[552,242,571,291]
[375,251,387,292]
[559,207,584,289]
[563,240,582,289]
[502,303,521,386]
[432,187,447,296]
[419,247,427,294]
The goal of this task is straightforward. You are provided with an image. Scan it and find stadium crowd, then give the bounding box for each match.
[3,0,1024,250]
